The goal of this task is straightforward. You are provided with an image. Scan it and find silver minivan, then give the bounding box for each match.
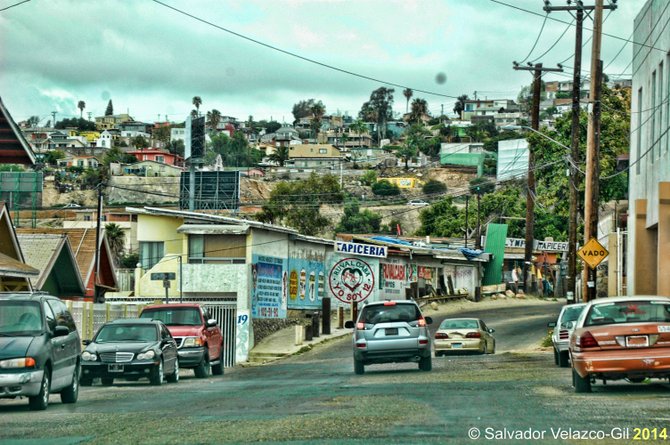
[344,300,433,374]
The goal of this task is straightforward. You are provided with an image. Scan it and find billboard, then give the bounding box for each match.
[251,255,287,319]
[179,170,240,211]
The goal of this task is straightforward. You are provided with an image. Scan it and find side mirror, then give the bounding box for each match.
[547,322,557,328]
[206,319,218,328]
[344,320,354,329]
[82,339,92,346]
[488,328,495,334]
[53,326,69,337]
[424,316,433,325]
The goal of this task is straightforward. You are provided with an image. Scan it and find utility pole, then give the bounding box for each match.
[465,195,469,248]
[583,0,605,302]
[93,185,103,303]
[51,111,57,128]
[513,62,563,293]
[545,0,617,305]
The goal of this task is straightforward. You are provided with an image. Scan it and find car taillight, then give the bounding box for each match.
[435,332,449,339]
[419,339,428,345]
[356,322,366,330]
[465,332,481,339]
[559,330,569,340]
[383,301,396,306]
[418,317,426,327]
[356,342,366,349]
[578,331,599,348]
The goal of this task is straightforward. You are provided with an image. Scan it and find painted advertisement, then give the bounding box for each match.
[379,259,416,299]
[287,258,326,309]
[328,257,376,304]
[251,255,287,319]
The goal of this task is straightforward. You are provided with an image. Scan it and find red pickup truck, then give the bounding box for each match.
[140,303,224,378]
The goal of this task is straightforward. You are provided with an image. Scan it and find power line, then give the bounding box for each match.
[151,0,460,100]
[0,0,31,12]
[530,17,574,64]
[519,13,549,64]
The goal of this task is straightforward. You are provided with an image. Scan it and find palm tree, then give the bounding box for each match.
[403,88,413,113]
[453,94,469,119]
[349,119,368,148]
[409,98,429,124]
[207,109,221,132]
[192,96,202,116]
[268,145,289,166]
[104,223,125,267]
[77,101,86,118]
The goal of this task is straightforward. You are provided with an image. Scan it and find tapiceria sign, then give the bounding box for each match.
[335,241,387,258]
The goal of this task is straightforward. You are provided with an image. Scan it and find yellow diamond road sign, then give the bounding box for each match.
[578,238,609,269]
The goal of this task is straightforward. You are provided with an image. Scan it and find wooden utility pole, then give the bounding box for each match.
[544,1,616,302]
[583,0,604,302]
[513,62,563,293]
[93,185,103,302]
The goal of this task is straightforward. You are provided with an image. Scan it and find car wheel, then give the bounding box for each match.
[194,356,211,379]
[354,359,365,375]
[101,377,114,386]
[573,368,592,393]
[626,377,646,384]
[212,360,224,376]
[419,356,432,372]
[150,359,164,386]
[553,348,559,366]
[60,363,80,404]
[28,368,50,411]
[167,358,179,383]
[558,351,570,368]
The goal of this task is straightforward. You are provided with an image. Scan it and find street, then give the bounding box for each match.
[1,300,669,444]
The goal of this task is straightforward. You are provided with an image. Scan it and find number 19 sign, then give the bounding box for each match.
[328,257,375,303]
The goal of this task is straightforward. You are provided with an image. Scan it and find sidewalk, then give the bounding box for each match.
[244,324,351,366]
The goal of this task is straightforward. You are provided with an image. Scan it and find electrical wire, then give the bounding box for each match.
[519,13,549,64]
[530,17,574,64]
[0,0,31,12]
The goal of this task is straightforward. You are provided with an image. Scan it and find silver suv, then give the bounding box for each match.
[345,300,433,374]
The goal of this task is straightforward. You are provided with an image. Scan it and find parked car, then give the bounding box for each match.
[0,292,81,410]
[139,303,224,378]
[434,318,495,356]
[344,300,433,374]
[80,318,179,386]
[547,303,586,367]
[407,199,429,207]
[569,296,670,393]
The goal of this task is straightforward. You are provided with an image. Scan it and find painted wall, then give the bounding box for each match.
[137,214,183,256]
[287,240,328,310]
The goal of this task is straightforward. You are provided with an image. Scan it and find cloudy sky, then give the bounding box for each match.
[0,0,647,126]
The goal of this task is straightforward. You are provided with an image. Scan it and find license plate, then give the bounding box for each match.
[452,343,463,349]
[626,335,649,347]
[385,328,398,336]
[108,364,124,373]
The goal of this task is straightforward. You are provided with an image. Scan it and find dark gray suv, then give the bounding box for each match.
[0,293,81,410]
[345,300,433,374]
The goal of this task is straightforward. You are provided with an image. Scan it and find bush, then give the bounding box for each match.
[422,179,447,195]
[360,170,377,186]
[371,180,400,196]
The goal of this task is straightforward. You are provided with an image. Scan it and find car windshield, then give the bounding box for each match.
[440,319,479,330]
[584,301,670,326]
[95,324,158,342]
[140,308,202,326]
[361,304,420,324]
[560,306,586,325]
[0,301,43,335]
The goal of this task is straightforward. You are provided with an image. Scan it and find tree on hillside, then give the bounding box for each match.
[268,145,289,166]
[55,118,96,131]
[453,94,468,118]
[105,99,114,116]
[167,139,184,157]
[310,101,326,139]
[27,116,40,127]
[408,98,429,124]
[403,88,413,113]
[262,120,282,134]
[256,173,344,236]
[349,119,368,148]
[77,101,86,118]
[207,109,221,132]
[335,199,382,234]
[105,223,125,266]
[131,135,149,150]
[361,87,394,143]
[396,124,432,168]
[207,131,260,167]
[292,99,324,124]
[192,96,202,116]
[153,125,171,147]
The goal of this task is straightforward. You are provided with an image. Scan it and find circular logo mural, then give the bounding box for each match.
[328,257,375,304]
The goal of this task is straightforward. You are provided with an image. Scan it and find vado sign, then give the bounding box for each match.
[577,238,609,269]
[328,257,375,303]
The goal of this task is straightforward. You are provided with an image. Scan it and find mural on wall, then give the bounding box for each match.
[379,259,417,299]
[251,255,287,319]
[235,310,250,363]
[328,257,375,304]
[287,258,326,309]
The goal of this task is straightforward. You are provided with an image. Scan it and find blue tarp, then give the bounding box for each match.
[459,247,484,261]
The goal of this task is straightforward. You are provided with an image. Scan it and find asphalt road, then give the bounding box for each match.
[2,300,669,445]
